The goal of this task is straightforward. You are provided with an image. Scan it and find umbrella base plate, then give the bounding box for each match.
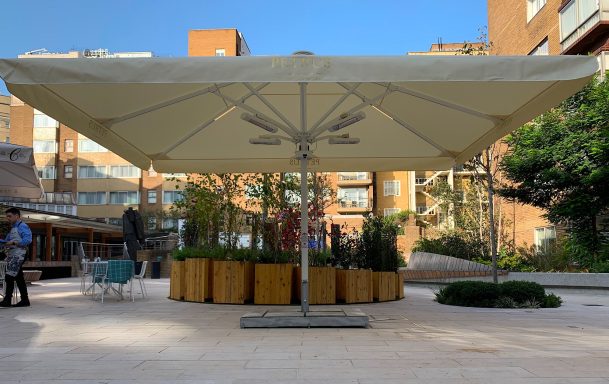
[240,308,369,328]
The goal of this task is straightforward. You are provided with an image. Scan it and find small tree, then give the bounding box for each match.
[500,76,609,266]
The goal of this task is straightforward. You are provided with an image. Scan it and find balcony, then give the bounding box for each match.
[336,172,372,187]
[0,192,77,216]
[337,198,373,213]
[560,0,609,54]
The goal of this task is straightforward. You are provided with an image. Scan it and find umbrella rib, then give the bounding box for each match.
[243,83,299,134]
[157,106,236,157]
[377,82,503,124]
[309,82,361,136]
[338,84,453,158]
[213,85,299,138]
[158,83,272,157]
[102,83,234,127]
[39,85,151,167]
[311,84,388,139]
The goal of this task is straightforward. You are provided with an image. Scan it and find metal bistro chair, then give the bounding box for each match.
[90,261,108,302]
[133,260,148,298]
[101,260,134,303]
[0,260,19,303]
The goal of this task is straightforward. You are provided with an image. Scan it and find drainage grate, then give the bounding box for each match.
[582,304,604,307]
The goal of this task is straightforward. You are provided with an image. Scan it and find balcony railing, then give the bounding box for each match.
[337,172,370,181]
[0,192,77,216]
[338,198,372,209]
[560,0,608,53]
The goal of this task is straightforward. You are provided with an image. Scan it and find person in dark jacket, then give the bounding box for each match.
[123,207,144,261]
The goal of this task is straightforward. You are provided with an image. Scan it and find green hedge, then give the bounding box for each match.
[435,280,561,308]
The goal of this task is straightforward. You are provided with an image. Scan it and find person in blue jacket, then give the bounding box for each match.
[1,207,32,307]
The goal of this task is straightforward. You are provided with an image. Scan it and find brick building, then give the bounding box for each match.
[487,0,609,250]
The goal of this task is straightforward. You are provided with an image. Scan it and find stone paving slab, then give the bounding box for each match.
[1,278,609,383]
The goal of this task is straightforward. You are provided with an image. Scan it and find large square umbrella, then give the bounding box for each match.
[0,143,44,199]
[0,55,597,311]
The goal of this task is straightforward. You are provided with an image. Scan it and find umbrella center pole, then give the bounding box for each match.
[297,139,310,314]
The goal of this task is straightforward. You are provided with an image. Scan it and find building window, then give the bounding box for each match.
[148,190,157,204]
[109,165,141,178]
[78,165,107,178]
[163,190,183,204]
[560,0,598,41]
[37,166,56,179]
[109,191,139,205]
[384,180,401,196]
[78,139,108,152]
[163,218,178,230]
[529,38,549,55]
[77,192,106,205]
[383,208,401,217]
[33,140,57,153]
[64,165,73,179]
[527,0,547,22]
[64,139,74,152]
[108,218,123,226]
[337,187,369,208]
[147,216,157,231]
[33,110,58,128]
[215,48,226,56]
[535,226,557,253]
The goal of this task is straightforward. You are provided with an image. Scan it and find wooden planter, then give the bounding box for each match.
[254,263,293,304]
[336,269,373,303]
[212,260,254,304]
[373,271,396,302]
[294,266,336,305]
[184,258,213,302]
[395,271,405,299]
[169,260,185,300]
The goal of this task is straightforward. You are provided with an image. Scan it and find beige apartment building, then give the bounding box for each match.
[488,0,609,249]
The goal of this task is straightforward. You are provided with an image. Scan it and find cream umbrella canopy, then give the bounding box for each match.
[0,55,598,311]
[0,143,44,199]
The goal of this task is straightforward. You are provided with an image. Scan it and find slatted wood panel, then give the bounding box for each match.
[336,269,373,303]
[373,272,396,302]
[169,261,185,300]
[254,264,293,304]
[396,271,405,299]
[213,260,254,304]
[294,266,337,305]
[184,258,213,302]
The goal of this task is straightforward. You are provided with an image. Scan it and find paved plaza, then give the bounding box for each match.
[0,279,608,383]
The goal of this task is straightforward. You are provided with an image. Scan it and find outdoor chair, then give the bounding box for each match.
[90,261,108,302]
[101,260,134,303]
[133,260,148,298]
[79,258,91,295]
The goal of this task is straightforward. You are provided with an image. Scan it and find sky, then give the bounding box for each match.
[0,0,488,95]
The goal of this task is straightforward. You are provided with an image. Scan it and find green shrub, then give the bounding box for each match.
[434,281,501,307]
[412,232,489,260]
[495,296,517,308]
[542,293,563,308]
[520,298,541,309]
[435,280,562,309]
[500,281,545,303]
[590,260,609,273]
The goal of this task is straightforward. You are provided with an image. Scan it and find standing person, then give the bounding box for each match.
[1,207,32,308]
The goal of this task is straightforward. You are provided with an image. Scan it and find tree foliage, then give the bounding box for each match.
[500,76,609,262]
